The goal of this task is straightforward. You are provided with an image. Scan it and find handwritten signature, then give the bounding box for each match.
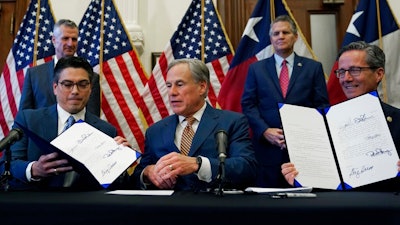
[77,132,94,144]
[366,148,393,157]
[101,161,117,177]
[353,113,370,124]
[339,113,374,130]
[349,165,373,179]
[103,146,122,158]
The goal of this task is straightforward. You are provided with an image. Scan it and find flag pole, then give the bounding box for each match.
[99,0,105,76]
[32,0,41,66]
[376,0,388,103]
[270,0,276,55]
[98,0,105,111]
[270,0,275,22]
[200,0,205,62]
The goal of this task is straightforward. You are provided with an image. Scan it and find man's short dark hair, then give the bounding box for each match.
[54,56,94,83]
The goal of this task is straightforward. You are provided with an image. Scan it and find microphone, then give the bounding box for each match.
[215,130,228,196]
[0,128,23,152]
[215,130,227,163]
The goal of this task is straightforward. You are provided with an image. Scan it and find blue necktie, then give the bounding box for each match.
[62,115,78,187]
[63,115,76,133]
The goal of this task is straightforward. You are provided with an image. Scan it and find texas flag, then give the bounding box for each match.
[327,0,400,107]
[217,0,315,112]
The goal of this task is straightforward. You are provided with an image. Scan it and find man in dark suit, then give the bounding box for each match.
[282,41,400,192]
[133,58,257,191]
[19,19,101,117]
[0,56,129,191]
[241,15,329,188]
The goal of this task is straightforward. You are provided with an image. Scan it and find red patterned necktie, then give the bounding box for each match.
[180,117,196,155]
[279,60,289,98]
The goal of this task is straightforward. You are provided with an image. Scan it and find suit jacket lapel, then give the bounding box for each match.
[287,54,304,95]
[266,57,281,93]
[84,112,97,126]
[41,105,59,141]
[163,115,181,152]
[47,61,57,103]
[189,104,217,156]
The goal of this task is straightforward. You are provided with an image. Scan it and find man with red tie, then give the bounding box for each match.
[241,15,329,188]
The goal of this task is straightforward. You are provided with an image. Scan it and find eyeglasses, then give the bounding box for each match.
[58,80,90,91]
[334,67,377,79]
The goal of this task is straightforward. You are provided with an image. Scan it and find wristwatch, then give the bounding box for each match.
[196,156,202,173]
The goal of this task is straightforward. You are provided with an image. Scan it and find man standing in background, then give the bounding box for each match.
[241,15,329,188]
[19,19,101,117]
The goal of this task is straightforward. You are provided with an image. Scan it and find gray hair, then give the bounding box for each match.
[167,58,210,97]
[269,15,298,36]
[338,41,385,70]
[53,19,78,38]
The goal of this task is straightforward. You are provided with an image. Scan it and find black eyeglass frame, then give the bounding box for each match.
[58,80,91,91]
[334,66,378,78]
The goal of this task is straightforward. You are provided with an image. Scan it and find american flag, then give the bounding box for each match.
[140,0,234,125]
[77,0,149,151]
[218,0,316,112]
[327,0,400,107]
[0,0,55,139]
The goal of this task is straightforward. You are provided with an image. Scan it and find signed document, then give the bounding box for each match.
[50,122,141,188]
[279,91,399,190]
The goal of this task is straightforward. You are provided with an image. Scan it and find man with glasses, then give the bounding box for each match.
[19,19,101,117]
[0,56,130,191]
[281,41,400,191]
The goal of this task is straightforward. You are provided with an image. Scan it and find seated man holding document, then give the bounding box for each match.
[0,56,134,191]
[281,41,400,191]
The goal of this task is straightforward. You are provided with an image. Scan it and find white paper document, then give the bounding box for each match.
[50,122,141,188]
[279,91,399,190]
[244,186,312,194]
[106,190,174,196]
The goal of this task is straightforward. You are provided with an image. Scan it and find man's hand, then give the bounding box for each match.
[31,152,72,178]
[263,128,286,149]
[143,152,198,189]
[281,162,298,186]
[114,136,131,148]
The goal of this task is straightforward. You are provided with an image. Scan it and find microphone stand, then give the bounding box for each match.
[0,146,12,191]
[215,160,225,196]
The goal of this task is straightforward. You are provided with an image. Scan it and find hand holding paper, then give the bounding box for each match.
[279,91,399,190]
[50,121,141,188]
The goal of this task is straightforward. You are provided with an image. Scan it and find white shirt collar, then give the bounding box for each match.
[178,102,207,124]
[274,53,295,67]
[53,56,59,68]
[57,104,86,125]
